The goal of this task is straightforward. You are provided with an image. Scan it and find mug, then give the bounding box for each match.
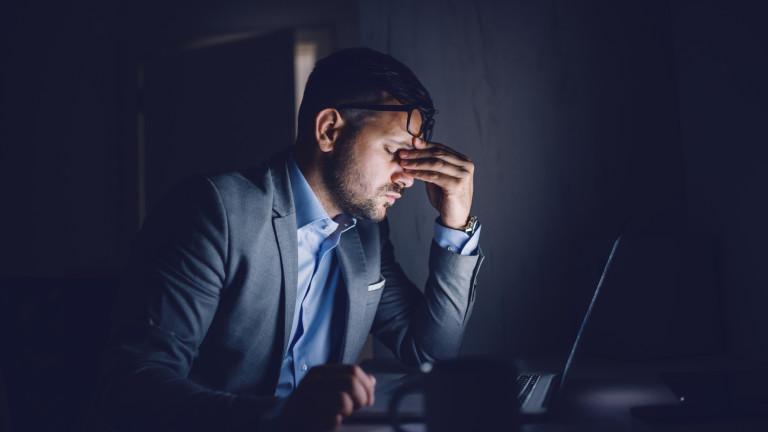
[388,356,519,432]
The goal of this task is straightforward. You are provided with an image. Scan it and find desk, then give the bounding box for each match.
[343,356,768,432]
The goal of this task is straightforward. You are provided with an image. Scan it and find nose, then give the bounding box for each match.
[392,170,414,190]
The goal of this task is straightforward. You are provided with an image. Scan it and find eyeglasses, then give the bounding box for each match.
[333,103,436,143]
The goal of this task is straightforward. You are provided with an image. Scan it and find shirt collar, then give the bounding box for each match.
[288,156,333,229]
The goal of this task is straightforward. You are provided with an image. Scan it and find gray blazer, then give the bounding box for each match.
[97,151,484,431]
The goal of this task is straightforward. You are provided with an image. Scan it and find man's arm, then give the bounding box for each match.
[95,178,277,432]
[370,219,483,365]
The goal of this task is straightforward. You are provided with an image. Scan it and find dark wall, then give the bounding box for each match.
[0,0,359,276]
[359,0,767,361]
[1,1,125,275]
[670,0,768,358]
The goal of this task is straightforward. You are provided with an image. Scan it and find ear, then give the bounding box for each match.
[314,108,345,153]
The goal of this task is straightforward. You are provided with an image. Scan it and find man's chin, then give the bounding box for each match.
[364,206,387,223]
[346,197,391,222]
[368,204,390,223]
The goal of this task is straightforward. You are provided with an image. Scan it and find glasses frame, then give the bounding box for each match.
[333,103,435,143]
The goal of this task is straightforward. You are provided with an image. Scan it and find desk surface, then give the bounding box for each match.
[343,356,768,432]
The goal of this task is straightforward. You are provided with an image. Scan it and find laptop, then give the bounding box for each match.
[517,235,622,416]
[351,235,622,423]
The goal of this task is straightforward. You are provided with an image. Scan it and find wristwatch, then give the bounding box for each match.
[462,215,479,236]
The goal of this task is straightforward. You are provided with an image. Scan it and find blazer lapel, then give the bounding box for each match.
[268,152,298,357]
[273,216,297,356]
[336,226,368,363]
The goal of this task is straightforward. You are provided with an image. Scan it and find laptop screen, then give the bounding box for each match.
[559,235,622,387]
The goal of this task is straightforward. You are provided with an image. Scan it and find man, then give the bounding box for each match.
[97,48,483,431]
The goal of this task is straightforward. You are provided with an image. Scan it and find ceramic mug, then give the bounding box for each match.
[389,357,519,432]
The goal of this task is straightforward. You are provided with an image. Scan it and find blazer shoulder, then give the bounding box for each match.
[207,150,293,214]
[205,162,280,217]
[207,164,271,199]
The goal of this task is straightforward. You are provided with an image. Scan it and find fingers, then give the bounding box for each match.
[402,144,471,165]
[338,365,375,408]
[307,364,375,407]
[349,365,376,406]
[400,157,469,178]
[292,364,376,431]
[403,169,464,189]
[335,391,355,417]
[334,374,370,410]
[398,143,474,184]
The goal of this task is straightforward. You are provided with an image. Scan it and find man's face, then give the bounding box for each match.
[322,109,420,222]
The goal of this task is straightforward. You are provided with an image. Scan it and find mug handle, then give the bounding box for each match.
[388,378,423,432]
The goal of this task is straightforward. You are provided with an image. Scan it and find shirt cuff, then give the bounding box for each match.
[433,219,482,256]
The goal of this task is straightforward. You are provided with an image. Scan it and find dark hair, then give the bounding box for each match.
[296,47,434,145]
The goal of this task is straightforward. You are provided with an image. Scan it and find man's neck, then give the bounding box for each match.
[294,150,343,219]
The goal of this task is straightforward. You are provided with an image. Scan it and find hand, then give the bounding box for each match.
[399,138,475,229]
[278,364,376,431]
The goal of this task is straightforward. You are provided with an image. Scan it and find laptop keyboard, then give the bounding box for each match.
[516,373,540,402]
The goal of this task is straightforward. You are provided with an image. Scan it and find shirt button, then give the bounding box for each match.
[301,363,308,372]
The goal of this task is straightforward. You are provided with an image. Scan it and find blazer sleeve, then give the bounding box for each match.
[370,219,485,365]
[95,178,278,432]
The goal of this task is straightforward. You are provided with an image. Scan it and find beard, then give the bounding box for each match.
[321,134,402,222]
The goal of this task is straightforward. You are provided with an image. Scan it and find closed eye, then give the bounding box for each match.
[385,140,413,156]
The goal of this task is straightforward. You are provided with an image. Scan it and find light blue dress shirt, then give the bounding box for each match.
[274,158,481,397]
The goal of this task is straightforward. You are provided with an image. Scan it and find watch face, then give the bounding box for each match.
[464,216,478,234]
